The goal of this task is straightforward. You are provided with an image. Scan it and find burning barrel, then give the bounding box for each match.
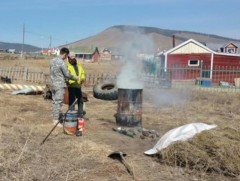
[116,88,142,127]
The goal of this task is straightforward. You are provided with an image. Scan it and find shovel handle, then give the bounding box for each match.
[120,154,135,178]
[40,120,60,145]
[40,98,78,145]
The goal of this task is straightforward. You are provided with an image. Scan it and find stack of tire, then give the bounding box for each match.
[93,80,118,100]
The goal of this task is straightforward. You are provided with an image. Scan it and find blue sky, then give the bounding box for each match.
[0,0,239,48]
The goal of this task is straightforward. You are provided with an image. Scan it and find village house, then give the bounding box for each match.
[221,42,239,54]
[0,49,7,53]
[111,50,124,61]
[99,48,112,61]
[7,49,16,54]
[70,46,100,62]
[41,48,59,56]
[157,39,240,84]
[206,42,240,54]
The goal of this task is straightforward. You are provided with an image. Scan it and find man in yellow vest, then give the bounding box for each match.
[66,52,86,118]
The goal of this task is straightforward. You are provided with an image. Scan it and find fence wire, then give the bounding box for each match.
[1,66,240,92]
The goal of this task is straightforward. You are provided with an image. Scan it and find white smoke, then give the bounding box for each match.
[117,27,155,89]
[145,89,190,106]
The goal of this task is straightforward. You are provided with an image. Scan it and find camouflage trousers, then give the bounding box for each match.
[52,87,64,120]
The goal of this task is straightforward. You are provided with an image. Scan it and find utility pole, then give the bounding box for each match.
[49,35,52,49]
[21,23,25,58]
[49,35,52,55]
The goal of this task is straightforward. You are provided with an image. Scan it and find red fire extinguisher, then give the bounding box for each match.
[76,118,85,136]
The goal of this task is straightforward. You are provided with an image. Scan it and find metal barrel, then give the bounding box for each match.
[116,88,142,127]
[63,111,78,135]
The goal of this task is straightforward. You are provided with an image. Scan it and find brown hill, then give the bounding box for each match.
[0,42,41,52]
[65,25,240,53]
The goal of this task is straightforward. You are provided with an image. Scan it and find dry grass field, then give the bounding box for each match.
[0,58,240,181]
[0,56,121,75]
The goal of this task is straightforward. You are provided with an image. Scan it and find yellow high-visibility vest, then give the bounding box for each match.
[66,62,85,87]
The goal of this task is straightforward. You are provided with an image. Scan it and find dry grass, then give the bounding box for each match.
[0,92,129,181]
[0,57,122,75]
[1,61,240,180]
[0,55,49,72]
[159,126,240,177]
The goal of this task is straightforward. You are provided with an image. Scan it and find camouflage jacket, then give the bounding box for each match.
[50,57,75,88]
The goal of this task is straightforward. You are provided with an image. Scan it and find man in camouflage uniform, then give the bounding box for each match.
[50,47,78,125]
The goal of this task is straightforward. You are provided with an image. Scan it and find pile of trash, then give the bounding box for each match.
[112,127,160,140]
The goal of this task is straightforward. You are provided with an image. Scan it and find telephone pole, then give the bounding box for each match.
[49,35,52,49]
[21,23,25,58]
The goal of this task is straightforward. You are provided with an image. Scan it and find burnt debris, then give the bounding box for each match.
[0,76,12,83]
[112,126,160,140]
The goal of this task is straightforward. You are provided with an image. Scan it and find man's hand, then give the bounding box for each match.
[81,80,86,86]
[74,76,85,86]
[77,78,81,85]
[73,76,79,81]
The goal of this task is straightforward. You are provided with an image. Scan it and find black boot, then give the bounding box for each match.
[59,113,64,123]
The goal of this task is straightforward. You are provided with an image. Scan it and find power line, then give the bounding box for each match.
[25,30,68,46]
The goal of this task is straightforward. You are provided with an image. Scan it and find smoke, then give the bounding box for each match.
[145,89,190,106]
[117,27,155,89]
[115,26,190,108]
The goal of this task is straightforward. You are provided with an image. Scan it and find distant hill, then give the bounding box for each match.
[0,42,41,52]
[65,25,240,53]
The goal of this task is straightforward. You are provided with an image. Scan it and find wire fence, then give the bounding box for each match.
[0,66,116,86]
[0,67,48,84]
[1,66,240,92]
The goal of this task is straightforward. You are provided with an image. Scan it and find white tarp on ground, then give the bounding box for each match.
[11,87,34,95]
[144,123,217,155]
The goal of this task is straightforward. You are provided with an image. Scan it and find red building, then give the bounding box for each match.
[99,48,112,61]
[162,39,240,84]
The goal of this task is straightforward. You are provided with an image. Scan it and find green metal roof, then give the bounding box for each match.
[70,46,99,54]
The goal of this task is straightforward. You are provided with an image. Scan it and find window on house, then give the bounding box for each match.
[226,48,235,54]
[188,59,199,66]
[76,54,83,58]
[85,54,92,59]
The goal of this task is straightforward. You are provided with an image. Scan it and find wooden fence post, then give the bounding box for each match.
[23,67,28,81]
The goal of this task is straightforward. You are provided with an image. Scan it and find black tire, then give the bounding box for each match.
[93,81,118,100]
